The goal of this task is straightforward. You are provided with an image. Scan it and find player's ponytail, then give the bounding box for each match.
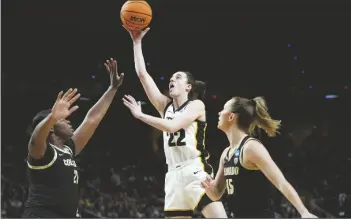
[191,80,206,102]
[250,97,281,137]
[183,71,207,102]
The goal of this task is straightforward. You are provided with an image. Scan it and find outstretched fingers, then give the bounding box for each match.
[111,58,117,73]
[122,97,134,109]
[104,58,117,74]
[104,62,110,73]
[56,91,63,101]
[68,105,79,116]
[66,88,78,101]
[124,94,137,104]
[69,93,81,105]
[62,88,73,100]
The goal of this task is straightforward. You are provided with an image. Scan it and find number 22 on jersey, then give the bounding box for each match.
[167,129,186,147]
[226,179,234,195]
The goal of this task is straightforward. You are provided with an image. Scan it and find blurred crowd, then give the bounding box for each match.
[1,119,350,218]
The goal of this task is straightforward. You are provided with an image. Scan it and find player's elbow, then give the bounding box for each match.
[206,188,222,201]
[208,194,220,202]
[210,191,222,201]
[167,126,177,134]
[83,116,100,126]
[167,123,182,133]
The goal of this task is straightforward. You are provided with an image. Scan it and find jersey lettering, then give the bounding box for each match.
[63,159,77,168]
[224,166,239,176]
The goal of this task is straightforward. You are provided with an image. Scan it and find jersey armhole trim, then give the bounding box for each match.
[223,147,231,164]
[27,145,57,170]
[163,101,173,118]
[239,138,261,171]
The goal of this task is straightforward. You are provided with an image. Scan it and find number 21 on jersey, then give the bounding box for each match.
[226,179,234,195]
[73,169,79,184]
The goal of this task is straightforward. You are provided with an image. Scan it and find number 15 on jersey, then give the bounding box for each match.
[226,179,234,195]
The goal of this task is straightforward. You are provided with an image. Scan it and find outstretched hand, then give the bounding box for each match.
[200,175,214,190]
[122,95,143,119]
[123,25,150,43]
[104,58,124,89]
[51,89,81,121]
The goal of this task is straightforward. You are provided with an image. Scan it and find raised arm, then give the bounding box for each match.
[123,96,204,133]
[200,148,229,201]
[71,59,124,155]
[29,89,80,159]
[124,26,170,116]
[244,141,318,218]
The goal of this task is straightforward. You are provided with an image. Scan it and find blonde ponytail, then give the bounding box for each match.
[251,97,281,137]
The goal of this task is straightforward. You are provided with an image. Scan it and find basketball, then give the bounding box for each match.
[120,1,152,31]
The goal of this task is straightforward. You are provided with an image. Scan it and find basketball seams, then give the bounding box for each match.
[121,2,152,16]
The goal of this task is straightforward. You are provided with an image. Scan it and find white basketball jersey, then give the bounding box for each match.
[163,100,209,166]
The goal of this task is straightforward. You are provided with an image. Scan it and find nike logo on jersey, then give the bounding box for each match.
[59,153,63,156]
[193,170,200,174]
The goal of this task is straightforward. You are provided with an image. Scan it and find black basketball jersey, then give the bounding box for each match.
[223,136,274,218]
[25,138,79,218]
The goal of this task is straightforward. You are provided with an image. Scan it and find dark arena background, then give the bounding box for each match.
[2,0,351,218]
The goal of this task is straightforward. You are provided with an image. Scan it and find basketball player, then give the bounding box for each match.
[123,27,227,218]
[22,59,124,218]
[200,96,318,218]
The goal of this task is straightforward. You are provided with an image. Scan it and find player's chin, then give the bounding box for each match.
[169,91,176,98]
[217,122,224,131]
[67,130,74,137]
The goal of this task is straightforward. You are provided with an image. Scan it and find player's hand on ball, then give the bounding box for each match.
[104,58,124,89]
[200,175,214,190]
[51,89,80,121]
[123,95,143,119]
[123,25,150,43]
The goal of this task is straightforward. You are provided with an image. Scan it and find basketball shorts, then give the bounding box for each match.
[164,158,216,217]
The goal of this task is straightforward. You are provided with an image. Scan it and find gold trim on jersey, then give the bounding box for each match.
[27,145,57,170]
[193,121,205,171]
[202,123,210,160]
[164,208,193,212]
[239,137,261,171]
[65,145,73,155]
[194,121,211,172]
[50,143,72,155]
